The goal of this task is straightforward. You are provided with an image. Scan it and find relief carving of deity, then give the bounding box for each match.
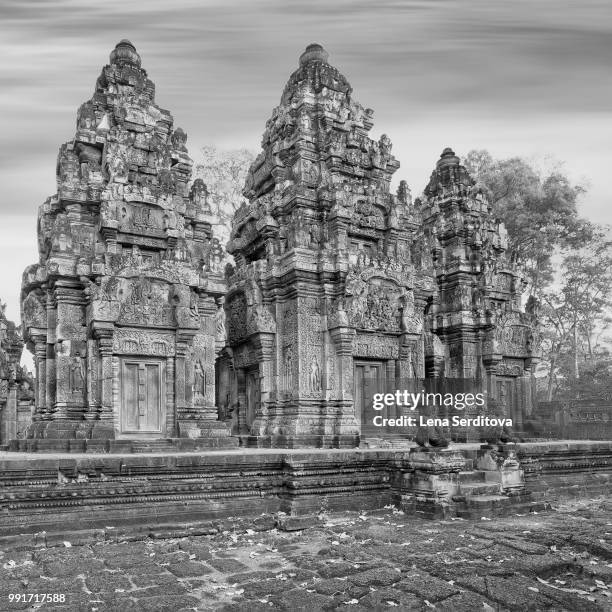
[309,359,321,392]
[69,352,85,393]
[193,359,205,398]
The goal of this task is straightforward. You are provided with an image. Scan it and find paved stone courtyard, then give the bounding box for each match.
[1,496,611,611]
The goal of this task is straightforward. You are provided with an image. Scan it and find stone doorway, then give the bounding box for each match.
[496,377,522,430]
[354,360,386,432]
[120,358,166,437]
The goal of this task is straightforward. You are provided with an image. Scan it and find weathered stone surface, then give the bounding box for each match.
[219,42,436,449]
[0,497,611,610]
[420,147,540,442]
[18,40,232,447]
[0,303,34,446]
[218,43,539,450]
[207,557,248,573]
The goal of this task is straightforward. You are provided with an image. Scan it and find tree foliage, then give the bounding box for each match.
[464,150,587,297]
[194,145,255,245]
[464,150,611,399]
[539,229,612,398]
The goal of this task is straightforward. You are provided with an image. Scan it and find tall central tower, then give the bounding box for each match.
[221,44,434,447]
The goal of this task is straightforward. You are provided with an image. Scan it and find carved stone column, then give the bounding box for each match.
[91,325,115,439]
[328,324,360,445]
[4,380,18,443]
[32,334,48,422]
[329,325,356,402]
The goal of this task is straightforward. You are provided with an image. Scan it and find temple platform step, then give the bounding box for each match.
[0,441,610,538]
[7,436,239,454]
[460,481,504,496]
[456,494,548,519]
[458,469,485,482]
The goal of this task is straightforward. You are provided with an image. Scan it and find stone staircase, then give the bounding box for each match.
[400,446,548,519]
[454,464,543,518]
[130,439,178,453]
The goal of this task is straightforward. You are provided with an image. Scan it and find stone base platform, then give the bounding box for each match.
[241,433,360,449]
[4,436,239,454]
[0,441,610,538]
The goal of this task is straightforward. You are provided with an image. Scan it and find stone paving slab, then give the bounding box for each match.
[0,496,611,611]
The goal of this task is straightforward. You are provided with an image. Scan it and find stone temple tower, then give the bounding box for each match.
[220,44,434,447]
[420,148,540,429]
[19,41,233,450]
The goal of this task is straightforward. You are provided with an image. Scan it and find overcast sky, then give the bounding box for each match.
[1,0,611,327]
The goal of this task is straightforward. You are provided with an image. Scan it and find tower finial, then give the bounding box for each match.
[110,40,141,68]
[299,43,329,66]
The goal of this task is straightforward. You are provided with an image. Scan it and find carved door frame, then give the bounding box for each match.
[118,357,167,438]
[353,359,387,432]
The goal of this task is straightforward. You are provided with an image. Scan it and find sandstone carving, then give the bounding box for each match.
[19,41,233,446]
[219,45,539,448]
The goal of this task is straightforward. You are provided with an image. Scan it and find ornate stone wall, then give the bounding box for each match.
[221,44,435,447]
[20,41,232,445]
[0,304,35,445]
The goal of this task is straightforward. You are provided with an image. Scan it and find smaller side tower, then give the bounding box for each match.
[420,148,540,429]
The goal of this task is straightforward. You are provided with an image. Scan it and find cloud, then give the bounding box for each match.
[0,0,610,322]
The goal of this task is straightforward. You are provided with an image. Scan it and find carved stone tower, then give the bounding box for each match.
[420,148,540,429]
[221,44,434,447]
[20,41,233,450]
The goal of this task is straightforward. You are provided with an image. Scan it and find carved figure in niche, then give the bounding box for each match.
[472,280,485,315]
[109,151,128,181]
[299,112,311,132]
[309,223,321,246]
[77,102,96,130]
[58,151,80,187]
[159,168,175,193]
[327,130,343,155]
[190,178,210,213]
[337,180,352,211]
[171,127,188,152]
[309,359,321,392]
[69,351,85,393]
[189,291,199,319]
[379,133,392,157]
[388,199,399,229]
[305,160,319,183]
[193,359,205,398]
[131,274,150,305]
[370,141,382,167]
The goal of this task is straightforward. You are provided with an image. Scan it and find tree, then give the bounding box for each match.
[193,145,256,245]
[464,150,587,298]
[464,150,611,399]
[538,227,612,399]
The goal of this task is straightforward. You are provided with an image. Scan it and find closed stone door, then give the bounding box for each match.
[120,358,165,436]
[354,360,385,433]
